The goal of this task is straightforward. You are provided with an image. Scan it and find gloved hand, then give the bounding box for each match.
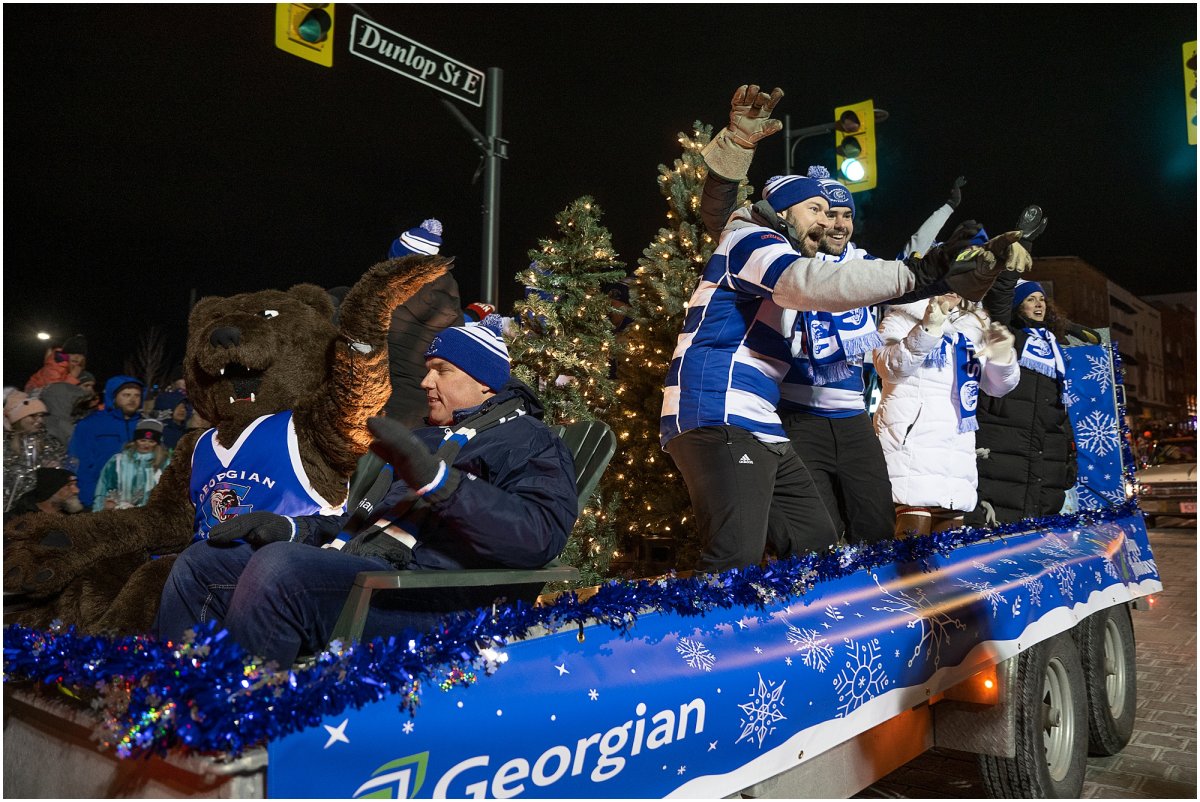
[938,220,985,260]
[979,321,1016,363]
[921,297,949,334]
[207,511,296,547]
[368,417,460,503]
[1002,240,1032,273]
[702,85,784,182]
[727,84,784,148]
[947,176,966,209]
[948,231,1023,301]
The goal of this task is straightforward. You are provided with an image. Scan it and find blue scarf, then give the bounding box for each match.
[923,331,981,433]
[799,306,881,385]
[1018,327,1065,381]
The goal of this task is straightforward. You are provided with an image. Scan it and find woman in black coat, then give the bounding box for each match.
[968,274,1077,524]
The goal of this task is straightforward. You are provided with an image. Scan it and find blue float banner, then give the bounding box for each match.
[266,512,1160,799]
[1062,343,1128,510]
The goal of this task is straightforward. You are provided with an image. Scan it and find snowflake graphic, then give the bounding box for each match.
[1061,379,1080,408]
[1082,354,1112,393]
[957,578,1010,617]
[1101,554,1120,580]
[1013,571,1044,608]
[1038,533,1081,561]
[1052,564,1077,600]
[1124,539,1158,579]
[735,673,787,749]
[971,560,997,574]
[786,625,834,673]
[1011,595,1022,617]
[1094,570,1103,585]
[676,638,716,672]
[998,558,1018,565]
[825,605,845,621]
[833,639,890,717]
[871,576,965,669]
[1075,410,1119,457]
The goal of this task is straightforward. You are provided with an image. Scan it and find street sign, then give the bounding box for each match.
[348,15,485,107]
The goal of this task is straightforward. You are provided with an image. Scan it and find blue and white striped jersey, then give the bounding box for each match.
[660,220,804,447]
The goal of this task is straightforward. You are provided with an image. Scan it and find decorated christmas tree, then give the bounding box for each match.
[508,196,627,585]
[606,122,754,575]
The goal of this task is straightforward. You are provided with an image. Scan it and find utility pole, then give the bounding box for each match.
[440,68,507,305]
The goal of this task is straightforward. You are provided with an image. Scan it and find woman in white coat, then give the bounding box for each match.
[873,294,1019,536]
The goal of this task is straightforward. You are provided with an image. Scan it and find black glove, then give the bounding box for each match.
[1065,321,1102,345]
[342,530,415,569]
[368,417,461,503]
[947,176,966,209]
[1016,204,1048,243]
[207,511,296,548]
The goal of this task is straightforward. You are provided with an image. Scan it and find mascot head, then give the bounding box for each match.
[185,283,337,430]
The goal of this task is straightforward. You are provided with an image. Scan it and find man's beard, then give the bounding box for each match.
[57,496,85,514]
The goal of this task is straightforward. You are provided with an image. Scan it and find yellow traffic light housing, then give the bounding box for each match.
[834,99,877,192]
[275,3,334,67]
[1184,41,1197,146]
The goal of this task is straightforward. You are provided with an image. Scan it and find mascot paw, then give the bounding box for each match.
[3,533,81,597]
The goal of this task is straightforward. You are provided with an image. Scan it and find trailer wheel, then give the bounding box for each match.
[1078,604,1136,755]
[978,633,1088,798]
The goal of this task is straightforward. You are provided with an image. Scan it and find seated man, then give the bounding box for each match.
[156,317,578,665]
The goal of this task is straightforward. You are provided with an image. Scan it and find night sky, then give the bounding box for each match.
[4,4,1196,387]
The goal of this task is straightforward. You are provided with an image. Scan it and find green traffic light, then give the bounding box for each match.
[297,9,331,43]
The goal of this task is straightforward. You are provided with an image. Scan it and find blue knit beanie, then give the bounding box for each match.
[423,315,511,391]
[389,219,443,259]
[764,166,855,214]
[1012,279,1045,310]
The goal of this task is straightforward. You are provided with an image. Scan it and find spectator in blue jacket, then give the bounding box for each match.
[157,317,577,665]
[67,375,143,508]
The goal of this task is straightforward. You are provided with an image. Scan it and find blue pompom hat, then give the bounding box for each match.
[764,166,856,215]
[423,315,511,391]
[389,219,443,259]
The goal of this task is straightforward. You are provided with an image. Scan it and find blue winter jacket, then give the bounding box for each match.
[68,375,143,507]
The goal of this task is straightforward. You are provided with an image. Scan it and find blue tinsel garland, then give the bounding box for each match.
[3,498,1141,759]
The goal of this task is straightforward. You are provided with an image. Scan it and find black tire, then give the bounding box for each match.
[978,632,1088,797]
[1077,604,1137,755]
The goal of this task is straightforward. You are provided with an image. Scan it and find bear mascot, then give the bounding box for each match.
[3,256,449,634]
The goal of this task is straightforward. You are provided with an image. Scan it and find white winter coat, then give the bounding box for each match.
[872,301,1020,511]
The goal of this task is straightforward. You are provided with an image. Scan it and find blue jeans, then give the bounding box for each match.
[156,540,445,665]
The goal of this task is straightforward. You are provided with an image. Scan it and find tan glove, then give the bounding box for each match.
[1004,240,1032,273]
[979,321,1016,364]
[701,84,784,181]
[727,84,784,147]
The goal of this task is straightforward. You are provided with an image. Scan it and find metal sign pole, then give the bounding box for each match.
[482,67,504,306]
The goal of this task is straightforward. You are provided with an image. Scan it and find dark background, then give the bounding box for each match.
[4,4,1196,387]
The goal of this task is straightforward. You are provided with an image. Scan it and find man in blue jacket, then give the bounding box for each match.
[67,375,143,508]
[156,317,578,665]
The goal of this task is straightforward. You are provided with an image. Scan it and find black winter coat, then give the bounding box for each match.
[971,271,1076,523]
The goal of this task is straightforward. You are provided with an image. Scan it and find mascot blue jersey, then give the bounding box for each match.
[189,411,344,540]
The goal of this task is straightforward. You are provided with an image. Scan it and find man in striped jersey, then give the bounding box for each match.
[665,85,1017,572]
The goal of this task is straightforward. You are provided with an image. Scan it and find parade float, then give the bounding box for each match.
[3,343,1161,798]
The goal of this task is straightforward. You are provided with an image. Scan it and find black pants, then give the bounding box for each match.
[781,411,895,544]
[666,426,837,572]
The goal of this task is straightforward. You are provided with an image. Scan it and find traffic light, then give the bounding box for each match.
[275,3,334,67]
[834,99,877,192]
[1184,41,1197,146]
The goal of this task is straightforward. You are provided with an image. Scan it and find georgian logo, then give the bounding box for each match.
[1026,337,1052,357]
[840,308,866,327]
[352,752,429,799]
[960,382,979,412]
[210,483,252,522]
[822,183,853,205]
